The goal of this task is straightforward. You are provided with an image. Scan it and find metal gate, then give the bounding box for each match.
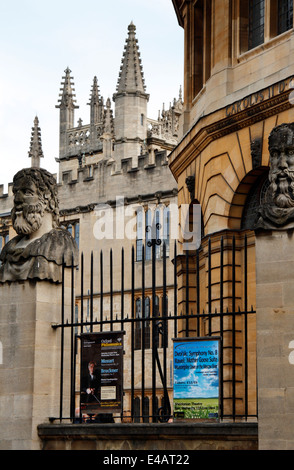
[51,233,257,424]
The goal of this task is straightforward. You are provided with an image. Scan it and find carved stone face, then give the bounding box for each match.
[11,176,46,235]
[268,125,294,208]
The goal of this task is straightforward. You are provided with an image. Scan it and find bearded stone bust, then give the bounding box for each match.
[255,123,294,230]
[0,168,78,283]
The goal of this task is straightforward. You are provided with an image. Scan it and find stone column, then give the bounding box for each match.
[0,280,69,450]
[254,123,294,450]
[0,167,78,450]
[255,229,294,450]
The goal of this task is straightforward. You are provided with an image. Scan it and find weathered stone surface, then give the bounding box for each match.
[0,168,78,283]
[255,230,294,450]
[256,123,294,230]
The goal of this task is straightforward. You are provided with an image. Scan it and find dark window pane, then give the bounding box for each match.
[249,0,265,49]
[278,0,293,34]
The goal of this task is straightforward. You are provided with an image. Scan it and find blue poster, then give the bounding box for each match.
[173,338,220,420]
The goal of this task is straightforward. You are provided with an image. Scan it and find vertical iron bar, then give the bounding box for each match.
[72,333,77,421]
[232,235,236,420]
[162,241,168,416]
[152,241,157,422]
[208,237,212,335]
[185,249,189,336]
[110,249,113,330]
[220,236,224,420]
[141,244,145,421]
[90,251,93,332]
[244,234,248,419]
[79,253,84,424]
[80,253,84,334]
[120,247,124,423]
[70,255,75,420]
[59,257,65,421]
[131,246,135,420]
[174,241,177,338]
[196,248,200,335]
[100,250,103,332]
[121,248,124,331]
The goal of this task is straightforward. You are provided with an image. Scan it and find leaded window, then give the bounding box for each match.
[248,0,265,50]
[278,0,293,34]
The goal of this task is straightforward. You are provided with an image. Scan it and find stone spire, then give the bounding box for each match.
[56,67,78,113]
[88,76,104,125]
[112,23,149,169]
[28,116,44,168]
[114,22,147,96]
[56,68,79,159]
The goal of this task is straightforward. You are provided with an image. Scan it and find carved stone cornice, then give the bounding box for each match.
[169,77,294,181]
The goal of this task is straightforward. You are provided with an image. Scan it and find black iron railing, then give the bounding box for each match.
[51,233,257,424]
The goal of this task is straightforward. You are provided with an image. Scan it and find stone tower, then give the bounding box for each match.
[112,22,150,170]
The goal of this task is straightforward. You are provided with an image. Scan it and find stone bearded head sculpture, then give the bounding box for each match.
[11,168,59,237]
[0,168,78,283]
[256,123,294,229]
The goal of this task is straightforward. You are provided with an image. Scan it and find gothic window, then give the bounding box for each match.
[136,208,143,262]
[135,298,142,350]
[145,209,152,261]
[155,209,161,259]
[278,0,293,34]
[134,297,151,351]
[162,206,170,256]
[61,220,80,249]
[136,206,171,262]
[248,0,265,50]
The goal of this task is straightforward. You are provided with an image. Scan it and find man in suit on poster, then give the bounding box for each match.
[82,361,100,404]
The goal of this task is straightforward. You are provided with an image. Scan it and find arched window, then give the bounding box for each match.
[143,396,150,423]
[134,397,140,423]
[162,206,170,256]
[135,298,142,350]
[135,297,151,350]
[136,209,143,261]
[145,209,152,261]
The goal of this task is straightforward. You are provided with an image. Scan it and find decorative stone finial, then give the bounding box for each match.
[56,67,78,110]
[255,123,294,229]
[28,116,44,168]
[114,22,147,96]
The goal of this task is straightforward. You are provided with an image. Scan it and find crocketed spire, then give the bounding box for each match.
[56,67,78,110]
[115,22,146,95]
[88,76,104,124]
[28,116,44,168]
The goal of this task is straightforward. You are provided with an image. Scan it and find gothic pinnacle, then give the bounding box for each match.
[88,76,100,105]
[56,67,79,109]
[114,22,147,96]
[28,116,44,168]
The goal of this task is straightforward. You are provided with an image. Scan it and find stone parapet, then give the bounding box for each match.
[38,422,258,451]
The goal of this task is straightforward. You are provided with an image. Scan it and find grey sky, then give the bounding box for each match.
[0,0,183,190]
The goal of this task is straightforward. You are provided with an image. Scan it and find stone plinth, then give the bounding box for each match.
[255,229,294,450]
[0,280,68,450]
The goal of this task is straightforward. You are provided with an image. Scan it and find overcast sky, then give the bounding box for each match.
[0,0,184,191]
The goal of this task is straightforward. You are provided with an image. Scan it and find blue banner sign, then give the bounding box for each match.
[173,337,220,420]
